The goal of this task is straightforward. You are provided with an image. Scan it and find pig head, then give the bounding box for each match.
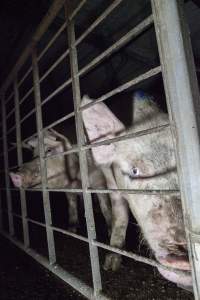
[82,94,192,287]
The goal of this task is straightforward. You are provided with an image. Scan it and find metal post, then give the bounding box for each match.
[152,0,200,298]
[65,3,102,297]
[32,48,56,264]
[1,94,14,236]
[14,78,30,247]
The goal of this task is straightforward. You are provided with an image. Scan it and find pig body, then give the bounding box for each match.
[82,94,192,286]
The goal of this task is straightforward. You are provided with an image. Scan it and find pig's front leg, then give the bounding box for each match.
[102,167,129,271]
[65,180,80,233]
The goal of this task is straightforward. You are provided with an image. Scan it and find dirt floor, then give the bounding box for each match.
[0,233,194,300]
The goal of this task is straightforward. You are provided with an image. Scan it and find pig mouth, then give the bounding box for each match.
[157,254,192,287]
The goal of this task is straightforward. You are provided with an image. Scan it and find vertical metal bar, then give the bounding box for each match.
[32,48,56,264]
[152,0,200,298]
[14,78,30,247]
[65,3,102,297]
[1,94,14,236]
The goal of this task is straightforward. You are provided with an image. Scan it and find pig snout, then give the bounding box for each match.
[10,172,23,188]
[156,253,192,286]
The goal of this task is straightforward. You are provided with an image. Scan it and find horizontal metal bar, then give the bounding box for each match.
[78,15,153,78]
[82,123,170,152]
[5,91,14,105]
[6,124,16,135]
[41,14,153,106]
[0,186,180,196]
[7,145,17,152]
[0,0,67,95]
[38,0,87,62]
[40,50,69,83]
[39,0,123,85]
[93,240,190,274]
[20,107,36,124]
[18,66,33,88]
[2,208,89,243]
[19,87,34,105]
[42,111,75,132]
[41,78,72,106]
[38,23,67,62]
[76,0,123,47]
[80,66,161,112]
[0,231,108,300]
[6,107,15,120]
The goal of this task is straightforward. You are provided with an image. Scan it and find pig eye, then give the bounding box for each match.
[130,167,140,178]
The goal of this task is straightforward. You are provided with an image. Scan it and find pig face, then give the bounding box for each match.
[10,138,69,189]
[82,95,192,287]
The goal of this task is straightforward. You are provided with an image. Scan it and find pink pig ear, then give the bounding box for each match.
[9,172,22,187]
[82,95,125,165]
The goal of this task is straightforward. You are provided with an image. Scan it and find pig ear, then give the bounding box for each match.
[9,172,22,187]
[82,95,125,165]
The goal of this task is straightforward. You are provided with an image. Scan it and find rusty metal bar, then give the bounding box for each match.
[14,78,30,248]
[32,48,56,265]
[152,0,200,298]
[0,230,109,300]
[1,94,14,236]
[66,3,102,296]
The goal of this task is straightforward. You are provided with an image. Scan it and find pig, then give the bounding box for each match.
[82,93,192,287]
[10,130,80,232]
[9,129,113,241]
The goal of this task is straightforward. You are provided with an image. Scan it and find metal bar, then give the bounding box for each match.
[66,4,102,296]
[152,0,200,298]
[39,0,123,85]
[1,208,88,243]
[6,124,16,135]
[0,231,109,300]
[0,186,180,195]
[78,15,153,78]
[38,0,87,62]
[38,22,67,62]
[41,14,153,106]
[80,66,161,112]
[5,91,14,105]
[40,50,69,83]
[14,78,30,248]
[75,0,123,46]
[6,107,15,120]
[19,87,34,105]
[32,48,56,265]
[42,111,75,132]
[20,107,36,124]
[18,66,32,88]
[0,0,66,95]
[1,94,14,236]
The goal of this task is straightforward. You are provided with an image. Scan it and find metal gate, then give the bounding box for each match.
[0,0,200,299]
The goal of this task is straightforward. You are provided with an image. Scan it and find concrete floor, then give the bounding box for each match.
[0,235,85,300]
